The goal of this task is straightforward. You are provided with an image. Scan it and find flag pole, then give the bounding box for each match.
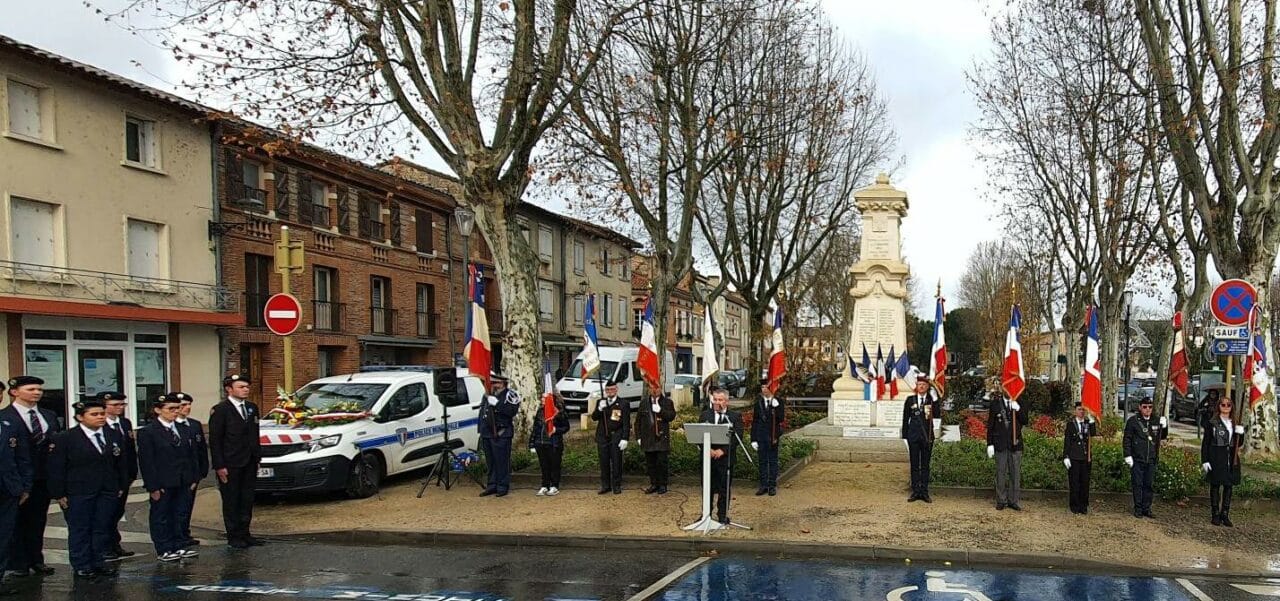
[1011,281,1019,448]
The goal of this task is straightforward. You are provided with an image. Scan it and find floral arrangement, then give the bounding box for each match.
[268,386,371,428]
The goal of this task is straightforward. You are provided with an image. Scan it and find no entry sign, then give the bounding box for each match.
[1210,279,1256,327]
[263,293,303,336]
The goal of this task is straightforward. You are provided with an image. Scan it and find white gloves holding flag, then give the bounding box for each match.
[903,439,909,450]
[770,398,779,408]
[486,396,498,407]
[1202,462,1211,473]
[1235,425,1245,435]
[618,440,628,451]
[751,442,758,451]
[1010,401,1021,412]
[1063,458,1071,469]
[987,445,995,459]
[598,399,608,411]
[1124,456,1134,467]
[1159,416,1168,428]
[531,447,538,455]
[651,402,661,413]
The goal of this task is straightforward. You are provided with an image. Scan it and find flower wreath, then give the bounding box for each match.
[268,386,371,428]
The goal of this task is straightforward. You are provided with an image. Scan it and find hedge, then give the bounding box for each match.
[931,432,1277,500]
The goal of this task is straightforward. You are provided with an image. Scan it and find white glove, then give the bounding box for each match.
[751,441,758,451]
[651,403,660,413]
[598,399,608,411]
[487,396,498,406]
[1010,401,1021,412]
[1124,456,1134,467]
[1063,458,1071,469]
[618,440,628,451]
[903,439,910,449]
[1159,416,1168,428]
[770,399,779,408]
[1202,462,1211,473]
[1088,416,1095,424]
[531,447,538,455]
[987,445,995,459]
[1235,425,1245,435]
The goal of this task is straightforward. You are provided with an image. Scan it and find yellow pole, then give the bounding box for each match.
[1224,354,1233,412]
[280,226,294,393]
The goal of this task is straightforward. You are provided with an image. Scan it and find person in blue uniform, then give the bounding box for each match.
[0,396,32,596]
[1123,398,1169,518]
[47,400,129,579]
[479,373,520,497]
[900,377,940,503]
[751,384,786,497]
[138,394,200,562]
[591,381,630,495]
[175,393,208,547]
[1062,403,1096,514]
[1201,395,1243,526]
[208,374,262,549]
[1,375,59,579]
[99,391,136,562]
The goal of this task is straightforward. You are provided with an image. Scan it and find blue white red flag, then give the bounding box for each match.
[463,265,492,389]
[580,294,601,381]
[929,294,947,397]
[767,305,787,394]
[1081,305,1102,419]
[637,296,662,389]
[1001,305,1025,402]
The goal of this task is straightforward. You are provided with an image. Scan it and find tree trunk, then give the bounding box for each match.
[744,303,772,397]
[1099,300,1123,418]
[1243,269,1279,457]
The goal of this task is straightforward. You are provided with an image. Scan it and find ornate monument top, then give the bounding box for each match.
[855,173,909,213]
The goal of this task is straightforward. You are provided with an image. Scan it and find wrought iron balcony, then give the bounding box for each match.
[0,260,236,312]
[371,306,395,335]
[417,311,439,338]
[314,300,344,332]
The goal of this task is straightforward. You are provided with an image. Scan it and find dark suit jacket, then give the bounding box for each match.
[751,395,787,448]
[1122,414,1169,464]
[0,404,60,480]
[0,417,32,497]
[208,399,261,470]
[179,418,210,480]
[986,400,1029,452]
[900,394,940,443]
[137,421,199,491]
[105,417,138,482]
[46,427,129,498]
[1062,419,1094,462]
[592,397,631,444]
[634,394,677,452]
[698,408,744,467]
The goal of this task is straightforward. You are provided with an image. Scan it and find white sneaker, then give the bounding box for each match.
[547,487,560,496]
[536,487,548,496]
[179,548,199,558]
[158,551,183,562]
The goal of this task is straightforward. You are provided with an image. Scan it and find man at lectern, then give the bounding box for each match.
[699,388,743,524]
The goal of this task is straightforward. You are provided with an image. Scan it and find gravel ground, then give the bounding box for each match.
[191,462,1280,574]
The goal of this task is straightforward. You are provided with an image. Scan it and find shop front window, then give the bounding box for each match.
[134,347,168,418]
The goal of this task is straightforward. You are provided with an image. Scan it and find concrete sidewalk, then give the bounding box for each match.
[192,462,1280,578]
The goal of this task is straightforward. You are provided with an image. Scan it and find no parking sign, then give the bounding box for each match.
[1210,279,1257,327]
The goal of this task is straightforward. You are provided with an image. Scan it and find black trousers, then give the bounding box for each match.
[645,451,669,487]
[907,440,932,495]
[109,485,130,550]
[9,479,50,570]
[62,491,116,572]
[1130,461,1156,513]
[757,445,780,489]
[148,485,193,555]
[597,441,623,491]
[1210,484,1234,517]
[711,458,730,521]
[218,466,257,543]
[481,437,512,493]
[535,445,563,489]
[1067,461,1091,512]
[0,495,16,574]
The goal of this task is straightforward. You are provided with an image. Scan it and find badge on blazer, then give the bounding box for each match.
[112,444,122,457]
[7,437,15,448]
[610,408,621,422]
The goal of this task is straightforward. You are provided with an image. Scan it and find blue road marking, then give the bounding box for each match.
[354,418,480,451]
[655,558,1196,601]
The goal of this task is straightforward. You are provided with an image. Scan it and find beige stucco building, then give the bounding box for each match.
[0,36,236,425]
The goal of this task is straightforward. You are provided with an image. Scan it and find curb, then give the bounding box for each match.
[255,528,1277,580]
[508,453,814,489]
[930,485,1280,509]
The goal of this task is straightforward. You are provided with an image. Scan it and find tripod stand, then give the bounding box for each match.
[417,402,468,497]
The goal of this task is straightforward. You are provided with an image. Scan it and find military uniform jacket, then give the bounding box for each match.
[1200,416,1242,486]
[699,409,743,464]
[138,420,201,492]
[1062,419,1094,462]
[751,395,786,448]
[479,388,520,440]
[986,400,1029,452]
[900,394,940,444]
[1122,415,1168,464]
[46,427,129,498]
[208,399,261,470]
[0,417,32,497]
[0,404,60,480]
[105,416,138,482]
[179,418,211,480]
[592,397,631,444]
[635,394,677,452]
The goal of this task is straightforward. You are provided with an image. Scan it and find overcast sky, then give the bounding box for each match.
[2,0,999,319]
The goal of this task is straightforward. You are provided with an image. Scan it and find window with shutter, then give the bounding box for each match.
[5,80,42,139]
[274,170,290,219]
[415,209,434,253]
[9,197,58,266]
[224,149,243,202]
[297,175,313,225]
[357,195,371,239]
[126,219,164,279]
[337,186,352,234]
[390,202,402,246]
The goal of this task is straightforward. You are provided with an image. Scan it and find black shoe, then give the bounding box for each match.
[1212,513,1222,526]
[612,488,622,495]
[246,537,266,546]
[73,569,96,580]
[645,486,659,495]
[228,539,250,549]
[907,494,918,502]
[1221,514,1234,527]
[1009,503,1022,511]
[657,487,668,494]
[102,552,121,563]
[115,547,137,557]
[597,488,610,495]
[478,489,497,497]
[922,494,932,503]
[716,516,728,524]
[1133,509,1143,518]
[757,488,769,496]
[996,503,1006,511]
[768,488,777,496]
[94,566,118,577]
[31,565,53,576]
[495,491,508,498]
[1143,510,1155,519]
[182,539,200,547]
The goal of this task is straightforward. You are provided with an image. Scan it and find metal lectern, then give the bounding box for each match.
[681,422,750,534]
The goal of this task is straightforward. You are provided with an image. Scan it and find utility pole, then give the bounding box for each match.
[275,226,305,391]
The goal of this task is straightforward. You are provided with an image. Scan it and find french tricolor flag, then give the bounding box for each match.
[766,305,786,394]
[637,296,662,389]
[929,294,947,397]
[463,265,492,389]
[1001,304,1025,402]
[1081,305,1102,419]
[580,294,601,380]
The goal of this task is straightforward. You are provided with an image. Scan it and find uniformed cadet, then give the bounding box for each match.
[0,393,32,596]
[138,394,200,561]
[478,373,519,498]
[47,400,129,579]
[900,377,940,503]
[700,388,744,525]
[208,375,262,549]
[752,384,786,497]
[591,380,630,495]
[1123,397,1169,518]
[1201,395,1243,526]
[175,393,208,546]
[528,390,569,496]
[635,382,676,495]
[986,393,1028,510]
[99,391,137,562]
[1062,403,1096,514]
[1,375,58,578]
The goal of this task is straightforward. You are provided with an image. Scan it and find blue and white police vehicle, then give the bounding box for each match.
[255,366,484,498]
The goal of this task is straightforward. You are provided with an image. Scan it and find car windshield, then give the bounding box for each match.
[564,359,618,382]
[294,383,389,412]
[674,375,700,386]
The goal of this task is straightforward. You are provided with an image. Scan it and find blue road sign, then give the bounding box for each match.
[1211,338,1250,357]
[1210,279,1257,326]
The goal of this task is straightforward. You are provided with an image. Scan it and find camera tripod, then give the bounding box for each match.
[416,404,470,497]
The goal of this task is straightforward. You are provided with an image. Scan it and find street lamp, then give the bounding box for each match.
[1122,289,1135,419]
[454,206,475,368]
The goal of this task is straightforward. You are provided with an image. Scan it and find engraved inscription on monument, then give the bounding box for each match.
[876,401,905,429]
[830,399,872,427]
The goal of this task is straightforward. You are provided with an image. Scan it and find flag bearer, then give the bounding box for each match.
[47,400,129,579]
[1201,395,1243,526]
[592,380,630,495]
[986,393,1027,510]
[901,377,939,503]
[1062,403,1095,514]
[175,393,208,546]
[636,382,677,495]
[529,391,569,496]
[479,373,519,498]
[752,384,786,497]
[1123,398,1168,518]
[99,391,136,562]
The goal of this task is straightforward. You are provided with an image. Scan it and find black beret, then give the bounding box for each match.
[74,400,105,415]
[1139,398,1154,406]
[158,392,192,404]
[605,379,619,388]
[489,371,508,382]
[7,376,43,389]
[95,391,127,402]
[222,374,251,387]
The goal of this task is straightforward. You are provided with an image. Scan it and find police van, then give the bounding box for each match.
[255,366,483,498]
[555,346,674,413]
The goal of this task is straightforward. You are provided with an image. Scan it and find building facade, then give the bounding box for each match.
[0,36,236,424]
[631,256,705,375]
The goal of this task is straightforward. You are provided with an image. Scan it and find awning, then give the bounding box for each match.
[357,335,436,348]
[544,340,582,349]
[0,296,242,326]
